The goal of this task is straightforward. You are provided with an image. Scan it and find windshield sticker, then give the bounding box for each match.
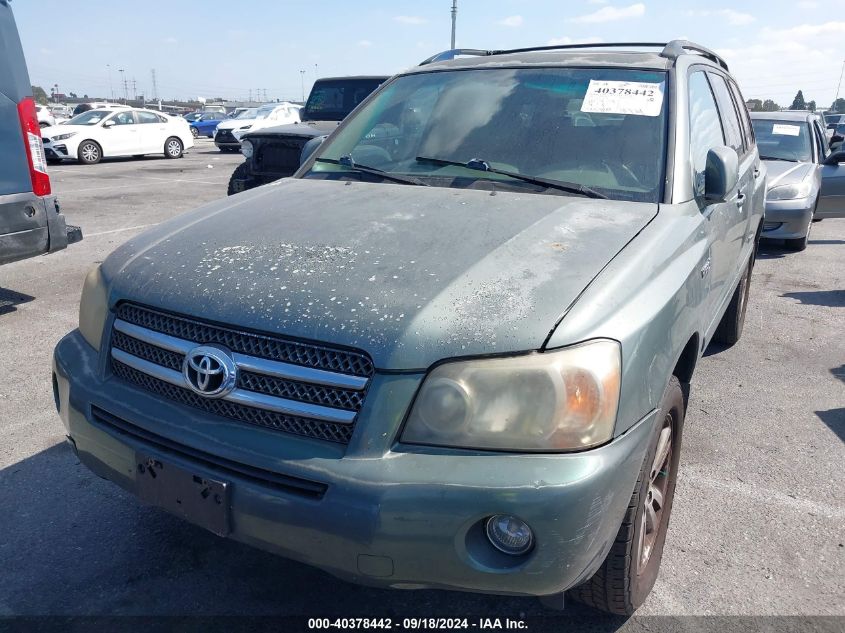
[772,124,801,136]
[581,80,664,117]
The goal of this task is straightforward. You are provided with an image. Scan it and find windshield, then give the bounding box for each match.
[304,68,668,201]
[236,108,258,119]
[255,105,277,119]
[65,109,114,126]
[303,79,384,122]
[752,119,812,162]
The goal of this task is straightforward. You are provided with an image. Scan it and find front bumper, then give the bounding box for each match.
[53,329,654,597]
[762,197,814,240]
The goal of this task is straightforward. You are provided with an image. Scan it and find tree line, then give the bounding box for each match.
[746,90,845,113]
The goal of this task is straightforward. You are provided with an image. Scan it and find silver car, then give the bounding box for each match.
[751,111,845,251]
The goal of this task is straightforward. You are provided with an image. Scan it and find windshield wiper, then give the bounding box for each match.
[415,156,607,199]
[759,155,796,162]
[314,156,429,186]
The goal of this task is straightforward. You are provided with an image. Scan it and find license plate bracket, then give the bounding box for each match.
[135,452,230,537]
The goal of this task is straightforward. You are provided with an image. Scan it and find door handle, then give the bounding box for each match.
[753,168,761,179]
[734,193,746,207]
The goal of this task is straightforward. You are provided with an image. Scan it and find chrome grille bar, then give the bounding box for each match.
[113,318,368,391]
[111,348,357,425]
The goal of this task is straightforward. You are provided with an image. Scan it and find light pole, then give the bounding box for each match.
[451,0,458,49]
[107,64,113,100]
[118,68,126,103]
[300,70,306,102]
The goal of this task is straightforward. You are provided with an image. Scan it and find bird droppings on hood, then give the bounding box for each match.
[105,178,658,369]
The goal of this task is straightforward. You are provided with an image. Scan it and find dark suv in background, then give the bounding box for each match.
[227,76,387,195]
[0,0,80,265]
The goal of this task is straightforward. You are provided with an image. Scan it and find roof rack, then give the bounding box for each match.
[419,40,729,71]
[419,49,495,66]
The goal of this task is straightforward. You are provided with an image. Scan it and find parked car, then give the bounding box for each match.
[215,103,300,152]
[0,0,80,265]
[71,102,129,117]
[229,103,302,142]
[830,122,845,151]
[184,111,227,138]
[228,76,385,194]
[48,104,73,123]
[56,40,767,614]
[42,108,194,164]
[750,111,845,250]
[35,104,56,128]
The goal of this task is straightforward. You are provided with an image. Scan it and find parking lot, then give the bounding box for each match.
[0,138,843,623]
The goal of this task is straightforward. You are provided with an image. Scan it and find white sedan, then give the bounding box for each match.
[230,102,302,141]
[41,108,194,165]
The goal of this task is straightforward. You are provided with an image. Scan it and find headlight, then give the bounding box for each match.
[241,139,254,158]
[401,339,621,451]
[767,179,813,201]
[51,132,77,141]
[78,265,109,351]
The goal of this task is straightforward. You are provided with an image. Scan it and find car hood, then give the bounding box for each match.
[244,120,339,140]
[41,124,92,138]
[763,160,815,188]
[102,179,656,370]
[217,118,257,131]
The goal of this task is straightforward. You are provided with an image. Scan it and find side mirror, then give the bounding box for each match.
[300,135,328,166]
[824,150,845,166]
[102,119,115,128]
[704,146,738,202]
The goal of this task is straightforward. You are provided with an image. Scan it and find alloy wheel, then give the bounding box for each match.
[637,416,672,573]
[167,140,181,157]
[81,143,99,162]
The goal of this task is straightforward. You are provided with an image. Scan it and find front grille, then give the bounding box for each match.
[255,138,308,175]
[216,129,237,143]
[109,303,374,444]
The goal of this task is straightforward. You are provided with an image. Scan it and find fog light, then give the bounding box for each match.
[485,515,534,555]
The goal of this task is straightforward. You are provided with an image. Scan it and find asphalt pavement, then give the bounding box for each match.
[0,139,843,625]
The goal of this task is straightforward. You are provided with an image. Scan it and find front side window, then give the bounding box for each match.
[304,68,668,202]
[111,111,136,125]
[688,72,725,198]
[708,74,744,156]
[751,119,812,163]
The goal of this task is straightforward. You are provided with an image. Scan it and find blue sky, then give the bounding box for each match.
[13,0,845,107]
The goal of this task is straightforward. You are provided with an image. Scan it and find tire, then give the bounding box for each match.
[227,161,252,196]
[190,126,199,139]
[568,376,685,615]
[712,256,752,347]
[77,140,102,165]
[47,158,62,166]
[164,137,183,159]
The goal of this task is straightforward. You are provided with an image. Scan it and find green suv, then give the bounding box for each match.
[53,41,764,614]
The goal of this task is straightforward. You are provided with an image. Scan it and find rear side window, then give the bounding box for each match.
[688,72,725,198]
[728,80,755,149]
[136,111,161,124]
[708,74,744,156]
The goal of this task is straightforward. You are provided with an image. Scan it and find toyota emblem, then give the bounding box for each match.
[182,346,237,398]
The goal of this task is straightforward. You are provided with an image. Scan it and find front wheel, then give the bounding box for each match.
[568,376,685,615]
[227,161,253,195]
[77,140,102,165]
[190,126,199,139]
[164,137,183,159]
